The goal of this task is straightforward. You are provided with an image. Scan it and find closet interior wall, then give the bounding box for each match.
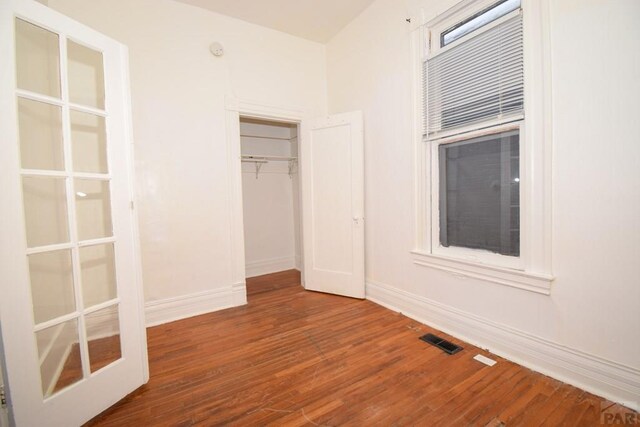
[240,118,301,278]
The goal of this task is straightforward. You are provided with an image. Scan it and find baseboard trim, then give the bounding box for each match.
[366,279,640,411]
[245,256,296,278]
[145,285,246,327]
[232,281,247,306]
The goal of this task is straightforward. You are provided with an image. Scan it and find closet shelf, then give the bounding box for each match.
[240,134,297,142]
[241,155,297,162]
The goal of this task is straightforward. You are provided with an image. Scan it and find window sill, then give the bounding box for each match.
[411,250,554,295]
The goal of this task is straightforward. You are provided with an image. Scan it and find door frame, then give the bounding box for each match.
[0,354,8,427]
[224,96,308,293]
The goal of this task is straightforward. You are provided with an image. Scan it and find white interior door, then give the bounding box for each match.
[301,111,365,299]
[0,1,148,425]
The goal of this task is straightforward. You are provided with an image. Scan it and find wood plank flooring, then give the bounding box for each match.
[86,270,637,426]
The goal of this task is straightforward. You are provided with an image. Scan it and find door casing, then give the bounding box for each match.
[225,97,307,292]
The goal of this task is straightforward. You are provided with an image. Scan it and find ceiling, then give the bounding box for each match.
[174,0,377,43]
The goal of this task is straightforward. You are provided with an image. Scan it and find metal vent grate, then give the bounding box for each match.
[420,333,463,355]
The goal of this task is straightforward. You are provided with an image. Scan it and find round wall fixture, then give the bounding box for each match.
[210,42,224,57]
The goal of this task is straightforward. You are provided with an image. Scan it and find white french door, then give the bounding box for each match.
[0,1,148,426]
[301,111,365,299]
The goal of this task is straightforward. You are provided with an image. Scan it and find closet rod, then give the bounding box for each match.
[241,156,298,179]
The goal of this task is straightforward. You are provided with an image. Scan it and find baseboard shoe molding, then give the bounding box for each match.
[366,279,640,411]
[145,285,245,327]
[245,256,296,278]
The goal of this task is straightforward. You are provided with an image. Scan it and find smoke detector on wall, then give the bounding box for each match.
[210,42,224,57]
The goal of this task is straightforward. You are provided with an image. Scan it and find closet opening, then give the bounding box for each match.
[239,116,303,286]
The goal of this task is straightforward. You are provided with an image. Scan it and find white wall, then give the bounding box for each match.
[327,0,640,407]
[240,120,300,277]
[47,0,327,320]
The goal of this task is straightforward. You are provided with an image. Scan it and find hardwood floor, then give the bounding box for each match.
[86,270,637,426]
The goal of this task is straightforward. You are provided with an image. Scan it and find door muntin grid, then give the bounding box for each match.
[15,17,123,398]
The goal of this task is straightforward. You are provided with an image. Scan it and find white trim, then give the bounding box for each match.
[232,282,247,307]
[144,287,242,327]
[427,115,523,142]
[67,102,107,117]
[411,251,552,294]
[224,96,309,306]
[245,256,297,278]
[366,279,640,411]
[34,312,81,332]
[411,25,429,253]
[226,96,307,123]
[15,88,64,107]
[521,0,553,276]
[224,104,247,296]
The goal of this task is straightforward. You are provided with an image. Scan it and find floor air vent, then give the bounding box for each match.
[419,333,463,355]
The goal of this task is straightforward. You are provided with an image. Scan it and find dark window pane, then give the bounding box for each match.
[439,130,520,256]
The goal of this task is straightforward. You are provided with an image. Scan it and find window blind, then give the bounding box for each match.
[425,13,524,135]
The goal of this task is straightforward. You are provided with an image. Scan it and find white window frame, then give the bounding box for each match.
[412,0,554,294]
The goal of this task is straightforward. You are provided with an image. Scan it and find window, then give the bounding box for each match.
[413,0,553,294]
[439,130,520,257]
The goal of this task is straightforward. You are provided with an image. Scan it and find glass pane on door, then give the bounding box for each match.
[67,40,105,109]
[22,176,69,248]
[15,18,61,98]
[18,98,64,170]
[86,306,122,373]
[80,243,117,308]
[28,249,76,324]
[74,179,113,240]
[70,110,108,173]
[35,318,82,397]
